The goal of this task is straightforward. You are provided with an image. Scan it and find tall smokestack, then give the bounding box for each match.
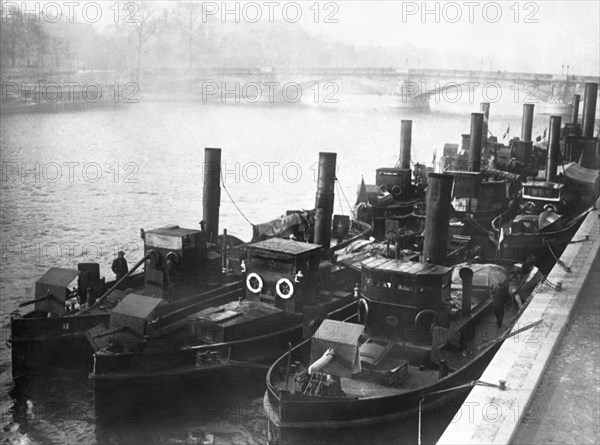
[480,102,490,146]
[400,120,412,170]
[468,113,484,172]
[582,82,598,137]
[203,148,221,243]
[521,103,535,142]
[423,173,454,265]
[571,94,580,124]
[314,152,337,250]
[547,116,561,182]
[460,267,473,317]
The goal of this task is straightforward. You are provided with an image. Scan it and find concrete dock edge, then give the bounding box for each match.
[437,201,600,445]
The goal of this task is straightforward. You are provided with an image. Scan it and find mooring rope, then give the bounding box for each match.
[544,238,570,273]
[335,181,345,216]
[417,379,508,444]
[336,178,357,219]
[220,174,254,226]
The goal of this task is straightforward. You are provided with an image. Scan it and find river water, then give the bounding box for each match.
[0,93,562,444]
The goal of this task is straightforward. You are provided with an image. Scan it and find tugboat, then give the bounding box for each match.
[88,153,371,400]
[444,110,519,239]
[354,119,427,247]
[490,115,596,272]
[9,148,244,379]
[263,173,541,444]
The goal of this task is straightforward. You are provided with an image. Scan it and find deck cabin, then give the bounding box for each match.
[358,257,452,346]
[244,239,322,314]
[520,181,565,214]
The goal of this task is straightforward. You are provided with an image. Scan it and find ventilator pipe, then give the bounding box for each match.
[308,348,335,375]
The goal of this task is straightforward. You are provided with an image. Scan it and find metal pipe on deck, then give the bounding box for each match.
[480,102,490,146]
[547,116,561,182]
[460,267,474,317]
[571,94,580,124]
[203,148,221,244]
[582,82,598,137]
[521,103,535,142]
[314,152,337,250]
[400,120,412,170]
[481,166,525,183]
[423,173,454,265]
[468,113,484,172]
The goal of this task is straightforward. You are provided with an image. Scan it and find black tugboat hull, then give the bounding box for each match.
[10,279,244,377]
[490,207,591,271]
[90,301,357,395]
[10,312,108,378]
[265,341,501,444]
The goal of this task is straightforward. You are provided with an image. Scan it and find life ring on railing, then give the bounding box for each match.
[246,273,263,293]
[358,297,370,325]
[391,185,402,196]
[276,278,294,299]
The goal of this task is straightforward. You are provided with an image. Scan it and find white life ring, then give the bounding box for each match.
[246,272,263,293]
[276,278,294,299]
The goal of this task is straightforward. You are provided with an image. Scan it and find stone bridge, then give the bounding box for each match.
[148,67,600,107]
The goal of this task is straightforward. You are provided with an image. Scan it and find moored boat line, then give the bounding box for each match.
[7,82,599,443]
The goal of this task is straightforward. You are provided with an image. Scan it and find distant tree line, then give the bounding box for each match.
[0,1,433,81]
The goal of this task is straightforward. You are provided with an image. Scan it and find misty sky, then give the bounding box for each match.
[305,1,600,75]
[19,0,600,75]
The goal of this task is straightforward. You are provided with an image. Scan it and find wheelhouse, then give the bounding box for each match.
[358,257,452,344]
[244,239,322,314]
[521,181,564,203]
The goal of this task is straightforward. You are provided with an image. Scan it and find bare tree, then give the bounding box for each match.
[22,14,44,67]
[131,1,160,82]
[175,1,203,71]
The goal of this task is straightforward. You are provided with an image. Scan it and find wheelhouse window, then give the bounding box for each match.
[523,186,560,200]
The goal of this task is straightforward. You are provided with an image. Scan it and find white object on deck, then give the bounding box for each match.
[308,348,335,375]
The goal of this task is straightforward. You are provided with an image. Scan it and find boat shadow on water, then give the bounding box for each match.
[10,369,270,445]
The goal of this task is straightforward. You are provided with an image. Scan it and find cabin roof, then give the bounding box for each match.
[522,181,564,190]
[249,238,322,254]
[145,225,202,237]
[188,300,281,326]
[361,257,452,275]
[112,294,163,320]
[37,267,79,288]
[314,319,364,344]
